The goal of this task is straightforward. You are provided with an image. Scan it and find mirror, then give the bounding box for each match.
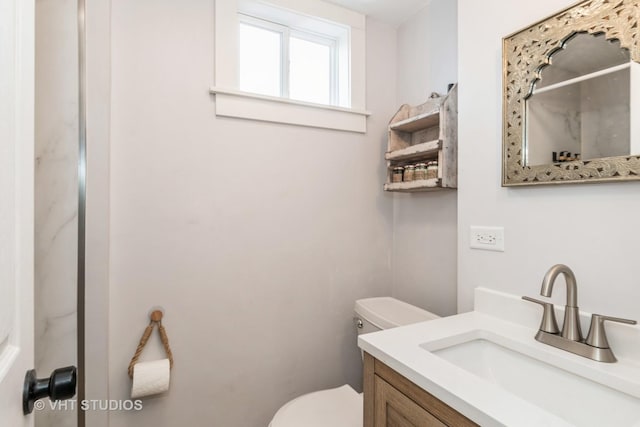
[527,33,630,165]
[502,0,640,186]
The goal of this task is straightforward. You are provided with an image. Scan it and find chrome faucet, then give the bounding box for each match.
[523,264,637,363]
[540,264,582,341]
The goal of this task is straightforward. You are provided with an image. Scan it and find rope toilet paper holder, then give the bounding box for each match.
[128,309,174,379]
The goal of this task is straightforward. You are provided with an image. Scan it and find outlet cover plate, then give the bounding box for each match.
[470,226,505,251]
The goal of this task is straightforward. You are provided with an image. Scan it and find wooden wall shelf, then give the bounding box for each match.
[384,85,458,192]
[384,139,441,162]
[389,110,440,132]
[383,179,443,192]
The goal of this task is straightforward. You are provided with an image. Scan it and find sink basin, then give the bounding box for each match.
[359,289,640,426]
[421,333,640,427]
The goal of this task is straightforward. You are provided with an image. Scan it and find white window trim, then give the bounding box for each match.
[213,0,369,133]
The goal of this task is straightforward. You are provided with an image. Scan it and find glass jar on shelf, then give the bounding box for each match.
[414,163,427,180]
[403,165,415,182]
[426,161,438,180]
[392,167,404,183]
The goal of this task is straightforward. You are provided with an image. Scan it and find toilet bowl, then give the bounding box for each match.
[268,385,362,427]
[269,297,439,427]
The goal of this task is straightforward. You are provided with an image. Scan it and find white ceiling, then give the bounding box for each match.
[324,0,432,26]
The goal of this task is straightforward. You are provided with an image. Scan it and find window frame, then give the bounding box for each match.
[238,6,346,106]
[212,0,369,133]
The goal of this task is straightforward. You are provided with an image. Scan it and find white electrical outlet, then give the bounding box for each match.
[470,226,505,252]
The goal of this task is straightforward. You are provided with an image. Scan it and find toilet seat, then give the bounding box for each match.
[268,384,363,427]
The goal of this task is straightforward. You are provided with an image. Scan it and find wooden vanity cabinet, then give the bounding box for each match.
[363,352,477,427]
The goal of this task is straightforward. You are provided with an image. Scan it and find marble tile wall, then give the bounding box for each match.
[580,69,630,160]
[526,83,582,166]
[34,0,78,426]
[526,67,630,166]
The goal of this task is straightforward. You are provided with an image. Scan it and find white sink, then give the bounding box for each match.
[358,289,640,426]
[422,332,640,427]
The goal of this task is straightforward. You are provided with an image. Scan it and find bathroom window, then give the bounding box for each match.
[212,0,369,132]
[238,12,344,107]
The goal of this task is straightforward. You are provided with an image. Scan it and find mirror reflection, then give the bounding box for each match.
[525,33,631,166]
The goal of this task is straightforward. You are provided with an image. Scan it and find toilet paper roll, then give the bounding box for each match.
[131,359,171,399]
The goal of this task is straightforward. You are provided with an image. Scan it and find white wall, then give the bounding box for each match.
[396,0,458,102]
[107,1,396,426]
[458,0,640,322]
[392,0,458,317]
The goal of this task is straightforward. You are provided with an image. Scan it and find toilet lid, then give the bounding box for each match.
[269,385,363,427]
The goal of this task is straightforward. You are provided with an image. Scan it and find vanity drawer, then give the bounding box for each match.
[374,375,445,427]
[364,352,477,427]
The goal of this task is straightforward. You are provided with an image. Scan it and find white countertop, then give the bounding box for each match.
[357,288,640,427]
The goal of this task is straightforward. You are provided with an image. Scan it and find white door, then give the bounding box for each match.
[0,0,35,425]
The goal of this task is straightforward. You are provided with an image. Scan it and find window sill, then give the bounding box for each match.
[209,87,370,133]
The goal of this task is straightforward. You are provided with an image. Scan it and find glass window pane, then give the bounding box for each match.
[239,23,281,97]
[290,37,331,105]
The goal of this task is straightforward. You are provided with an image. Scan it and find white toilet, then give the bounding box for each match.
[269,297,440,427]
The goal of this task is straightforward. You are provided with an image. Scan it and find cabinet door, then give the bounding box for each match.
[374,376,446,427]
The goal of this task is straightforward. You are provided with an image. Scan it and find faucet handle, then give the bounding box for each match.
[522,296,560,334]
[586,314,637,349]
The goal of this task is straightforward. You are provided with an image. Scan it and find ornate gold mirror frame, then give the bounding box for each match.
[502,0,640,186]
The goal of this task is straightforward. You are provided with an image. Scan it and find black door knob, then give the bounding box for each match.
[23,366,77,415]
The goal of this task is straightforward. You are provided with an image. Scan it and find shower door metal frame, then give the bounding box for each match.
[77,0,86,425]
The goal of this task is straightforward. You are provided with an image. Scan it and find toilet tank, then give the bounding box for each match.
[354,297,440,335]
